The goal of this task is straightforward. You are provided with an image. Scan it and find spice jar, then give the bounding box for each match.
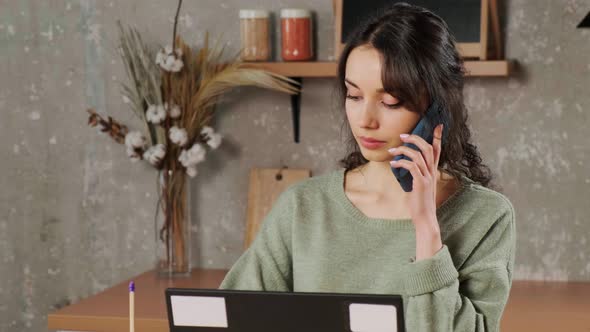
[280,9,314,61]
[239,9,271,61]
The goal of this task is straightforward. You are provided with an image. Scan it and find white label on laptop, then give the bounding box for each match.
[170,295,228,328]
[349,303,397,332]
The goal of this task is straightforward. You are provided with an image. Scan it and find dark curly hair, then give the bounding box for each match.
[337,2,496,189]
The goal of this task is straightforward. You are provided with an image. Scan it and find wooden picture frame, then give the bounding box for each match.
[333,0,500,61]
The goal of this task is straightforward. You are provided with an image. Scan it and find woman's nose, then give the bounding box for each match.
[359,102,379,129]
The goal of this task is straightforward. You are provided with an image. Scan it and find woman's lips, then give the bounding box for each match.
[359,137,386,150]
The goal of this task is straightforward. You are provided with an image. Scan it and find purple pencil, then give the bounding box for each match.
[129,281,135,332]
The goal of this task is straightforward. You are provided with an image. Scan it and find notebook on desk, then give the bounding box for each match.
[165,288,405,332]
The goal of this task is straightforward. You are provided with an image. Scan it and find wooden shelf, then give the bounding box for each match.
[242,60,513,78]
[464,60,513,77]
[242,61,338,78]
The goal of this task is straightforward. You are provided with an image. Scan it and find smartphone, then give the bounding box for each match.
[391,100,450,192]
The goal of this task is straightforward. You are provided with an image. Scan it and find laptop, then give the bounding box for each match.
[166,288,405,332]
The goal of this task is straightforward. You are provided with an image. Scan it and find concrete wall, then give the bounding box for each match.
[0,0,589,330]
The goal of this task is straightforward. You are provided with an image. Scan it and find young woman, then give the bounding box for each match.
[220,3,516,331]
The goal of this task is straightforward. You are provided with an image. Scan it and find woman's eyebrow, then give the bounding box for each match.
[344,78,386,93]
[344,78,359,88]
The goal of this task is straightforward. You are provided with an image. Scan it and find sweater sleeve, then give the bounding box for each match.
[218,190,293,292]
[403,198,516,332]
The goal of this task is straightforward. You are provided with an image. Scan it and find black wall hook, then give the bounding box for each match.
[578,11,590,28]
[290,77,303,143]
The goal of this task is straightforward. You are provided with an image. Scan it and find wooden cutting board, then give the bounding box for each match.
[244,168,311,250]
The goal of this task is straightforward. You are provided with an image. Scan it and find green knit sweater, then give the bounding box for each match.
[220,168,516,331]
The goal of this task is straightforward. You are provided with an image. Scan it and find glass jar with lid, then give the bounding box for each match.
[280,9,314,61]
[239,9,271,61]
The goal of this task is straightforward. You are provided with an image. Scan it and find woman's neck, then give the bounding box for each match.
[350,161,406,199]
[348,161,457,204]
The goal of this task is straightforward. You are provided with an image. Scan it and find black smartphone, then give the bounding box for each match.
[391,100,450,192]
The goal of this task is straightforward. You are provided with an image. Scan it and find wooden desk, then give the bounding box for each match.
[48,269,227,332]
[48,269,590,332]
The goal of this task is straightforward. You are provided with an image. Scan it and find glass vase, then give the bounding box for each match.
[155,170,191,277]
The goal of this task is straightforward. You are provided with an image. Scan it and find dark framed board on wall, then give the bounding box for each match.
[333,0,500,60]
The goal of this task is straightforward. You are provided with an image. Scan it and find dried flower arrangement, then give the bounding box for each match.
[86,0,299,275]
